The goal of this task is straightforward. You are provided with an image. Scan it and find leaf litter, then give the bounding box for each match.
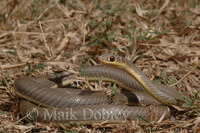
[0,0,200,132]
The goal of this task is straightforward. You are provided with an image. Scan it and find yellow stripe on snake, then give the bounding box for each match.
[14,53,183,124]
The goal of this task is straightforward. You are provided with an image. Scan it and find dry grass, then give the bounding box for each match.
[0,0,200,132]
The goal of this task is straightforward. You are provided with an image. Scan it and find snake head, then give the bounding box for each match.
[98,53,117,64]
[98,53,127,70]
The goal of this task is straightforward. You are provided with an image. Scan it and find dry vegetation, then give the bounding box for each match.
[0,0,200,132]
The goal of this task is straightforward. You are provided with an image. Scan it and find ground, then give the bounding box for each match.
[0,0,200,132]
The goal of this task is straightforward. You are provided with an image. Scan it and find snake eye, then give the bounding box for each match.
[109,56,115,62]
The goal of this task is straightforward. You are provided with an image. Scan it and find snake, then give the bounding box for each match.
[14,53,183,124]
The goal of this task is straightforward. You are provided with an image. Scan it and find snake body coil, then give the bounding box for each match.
[14,54,183,124]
